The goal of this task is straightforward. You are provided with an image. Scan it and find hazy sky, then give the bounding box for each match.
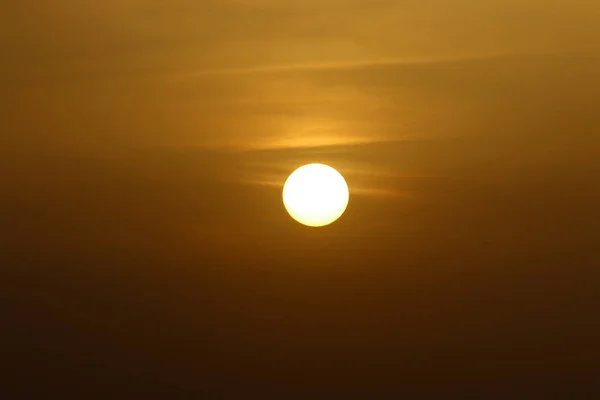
[3,0,600,149]
[2,1,600,396]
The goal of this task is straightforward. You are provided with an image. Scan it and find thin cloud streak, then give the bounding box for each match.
[174,51,553,79]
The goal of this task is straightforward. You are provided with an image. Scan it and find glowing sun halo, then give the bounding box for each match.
[282,163,349,227]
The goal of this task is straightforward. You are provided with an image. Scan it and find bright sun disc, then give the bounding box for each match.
[282,163,349,227]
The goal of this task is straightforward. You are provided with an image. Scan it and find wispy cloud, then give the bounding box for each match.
[174,52,543,79]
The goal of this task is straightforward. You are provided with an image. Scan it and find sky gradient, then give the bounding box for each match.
[2,1,600,397]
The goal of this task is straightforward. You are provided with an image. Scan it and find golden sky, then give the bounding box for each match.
[3,0,600,150]
[2,1,600,395]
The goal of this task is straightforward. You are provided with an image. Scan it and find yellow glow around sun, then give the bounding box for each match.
[282,164,349,227]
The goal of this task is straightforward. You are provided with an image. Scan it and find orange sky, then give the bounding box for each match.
[2,1,600,396]
[3,1,600,150]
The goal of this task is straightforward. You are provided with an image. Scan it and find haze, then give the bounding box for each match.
[2,1,599,397]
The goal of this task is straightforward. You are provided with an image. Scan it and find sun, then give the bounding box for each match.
[282,163,349,227]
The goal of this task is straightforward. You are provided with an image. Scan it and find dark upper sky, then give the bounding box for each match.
[2,1,600,397]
